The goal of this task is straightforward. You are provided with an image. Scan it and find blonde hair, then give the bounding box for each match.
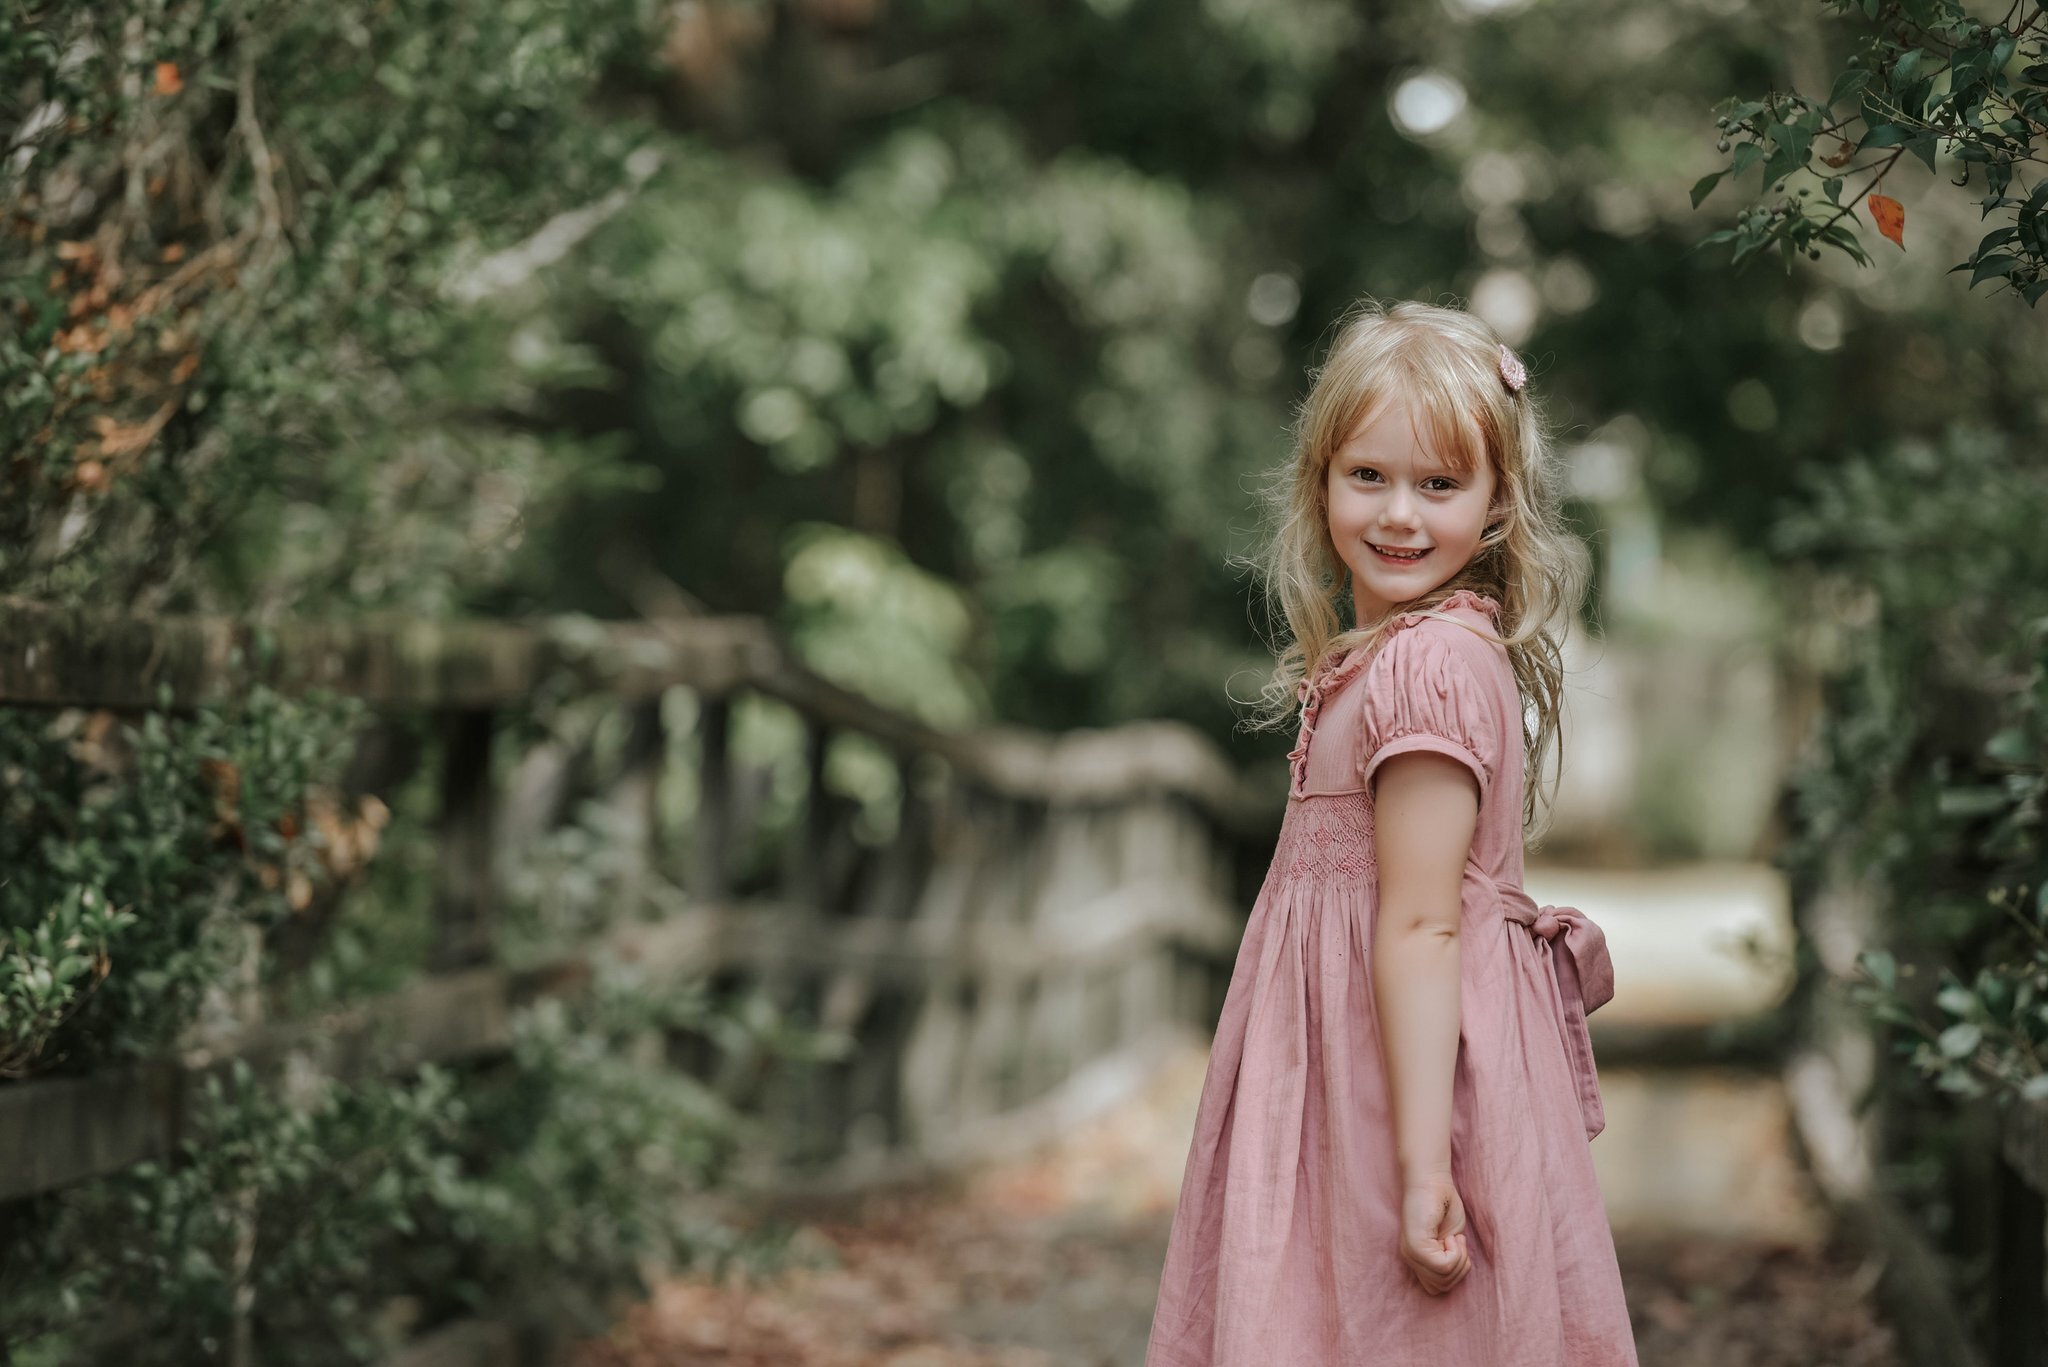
[1241,295,1590,835]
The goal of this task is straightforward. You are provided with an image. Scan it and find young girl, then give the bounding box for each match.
[1144,298,1638,1366]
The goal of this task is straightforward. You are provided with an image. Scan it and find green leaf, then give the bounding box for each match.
[1938,1021,1983,1058]
[1829,67,1875,108]
[1936,1068,1988,1097]
[1690,170,1728,208]
[1939,785,2010,817]
[1972,254,2022,285]
[1987,726,2032,761]
[1732,141,1764,176]
[1862,948,1898,990]
[1891,49,1928,92]
[1938,982,1980,1016]
[1765,119,1816,183]
[1860,123,1909,149]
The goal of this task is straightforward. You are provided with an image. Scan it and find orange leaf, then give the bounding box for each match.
[1821,139,1856,169]
[97,421,159,457]
[154,62,182,96]
[53,324,104,355]
[1867,193,1905,248]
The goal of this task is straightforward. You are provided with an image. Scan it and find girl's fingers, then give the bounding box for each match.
[1407,1253,1468,1296]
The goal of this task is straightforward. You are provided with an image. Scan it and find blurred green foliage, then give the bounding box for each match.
[1775,425,2048,1107]
[0,685,362,1075]
[2,974,786,1365]
[0,0,664,613]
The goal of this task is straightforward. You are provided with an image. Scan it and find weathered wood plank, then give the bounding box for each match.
[0,598,1267,833]
[0,1064,182,1197]
[0,598,767,710]
[0,891,1237,1201]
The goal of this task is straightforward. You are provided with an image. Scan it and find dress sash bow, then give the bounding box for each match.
[1496,883,1616,1142]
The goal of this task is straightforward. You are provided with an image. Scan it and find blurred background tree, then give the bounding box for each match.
[13,0,2036,752]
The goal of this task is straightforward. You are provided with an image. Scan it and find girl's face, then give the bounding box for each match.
[1326,391,1498,628]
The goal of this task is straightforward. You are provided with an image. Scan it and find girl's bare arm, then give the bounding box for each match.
[1370,751,1480,1182]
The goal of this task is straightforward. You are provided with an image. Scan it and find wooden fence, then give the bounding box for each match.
[0,597,1271,1360]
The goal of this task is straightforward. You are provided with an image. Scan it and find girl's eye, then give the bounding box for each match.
[1348,468,1458,490]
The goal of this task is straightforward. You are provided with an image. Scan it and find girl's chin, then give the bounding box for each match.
[1357,560,1442,585]
[1355,565,1454,604]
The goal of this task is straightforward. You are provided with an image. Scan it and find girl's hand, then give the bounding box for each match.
[1399,1171,1471,1296]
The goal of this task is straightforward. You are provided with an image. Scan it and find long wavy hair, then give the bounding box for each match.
[1239,295,1591,836]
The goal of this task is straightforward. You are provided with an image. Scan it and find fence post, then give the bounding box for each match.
[432,708,497,970]
[1995,1147,2048,1367]
[616,692,667,908]
[690,695,731,905]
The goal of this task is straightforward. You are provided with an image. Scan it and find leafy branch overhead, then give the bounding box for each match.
[1690,0,2048,304]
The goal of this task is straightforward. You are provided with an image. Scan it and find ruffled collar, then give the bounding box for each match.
[1294,589,1503,703]
[1395,586,1502,626]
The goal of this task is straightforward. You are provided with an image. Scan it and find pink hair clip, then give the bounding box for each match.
[1497,343,1527,394]
[1499,342,1531,395]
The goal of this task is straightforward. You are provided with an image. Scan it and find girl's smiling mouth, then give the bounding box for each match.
[1368,541,1432,564]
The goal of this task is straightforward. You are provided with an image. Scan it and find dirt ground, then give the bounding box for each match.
[568,1045,1900,1367]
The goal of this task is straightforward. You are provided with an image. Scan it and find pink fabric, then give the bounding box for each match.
[1145,591,1639,1367]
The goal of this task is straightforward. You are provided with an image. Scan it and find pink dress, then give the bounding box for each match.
[1144,590,1639,1367]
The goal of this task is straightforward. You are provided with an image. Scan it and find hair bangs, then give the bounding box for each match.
[1307,340,1490,480]
[1399,353,1488,479]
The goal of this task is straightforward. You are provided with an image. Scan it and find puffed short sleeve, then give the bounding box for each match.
[1357,620,1504,800]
